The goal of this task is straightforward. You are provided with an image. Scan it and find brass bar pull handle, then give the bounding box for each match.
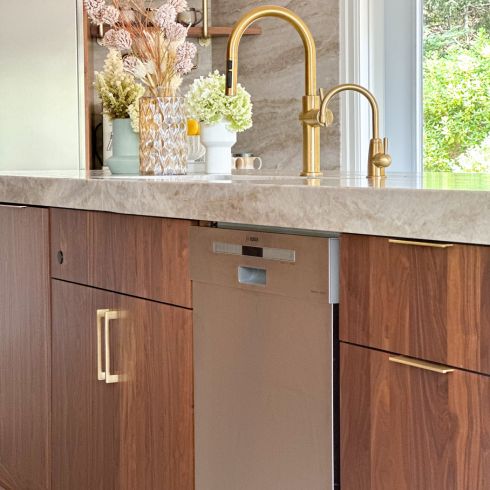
[389,355,455,374]
[104,310,125,384]
[388,239,454,249]
[202,0,209,38]
[96,309,109,381]
[199,0,211,45]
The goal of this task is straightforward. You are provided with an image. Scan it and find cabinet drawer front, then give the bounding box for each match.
[340,343,490,490]
[340,234,490,374]
[50,209,193,308]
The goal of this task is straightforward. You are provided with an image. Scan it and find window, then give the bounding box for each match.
[423,0,490,173]
[341,0,490,174]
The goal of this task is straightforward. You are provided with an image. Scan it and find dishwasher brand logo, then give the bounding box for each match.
[246,236,260,243]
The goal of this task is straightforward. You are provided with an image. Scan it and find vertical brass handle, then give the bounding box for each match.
[104,310,125,384]
[96,309,109,381]
[199,0,211,46]
[202,0,209,38]
[389,355,455,374]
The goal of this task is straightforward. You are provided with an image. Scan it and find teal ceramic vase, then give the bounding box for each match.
[106,118,139,175]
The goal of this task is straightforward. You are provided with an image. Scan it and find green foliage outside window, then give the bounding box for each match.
[423,0,490,172]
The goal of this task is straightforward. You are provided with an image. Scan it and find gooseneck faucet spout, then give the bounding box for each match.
[225,6,322,177]
[319,83,392,178]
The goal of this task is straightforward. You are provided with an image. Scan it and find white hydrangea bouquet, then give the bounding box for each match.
[186,70,253,132]
[84,0,197,97]
[186,71,253,174]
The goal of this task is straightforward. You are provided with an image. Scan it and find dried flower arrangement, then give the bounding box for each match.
[95,49,145,132]
[84,0,197,97]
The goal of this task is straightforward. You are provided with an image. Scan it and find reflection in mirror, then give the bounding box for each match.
[0,0,85,172]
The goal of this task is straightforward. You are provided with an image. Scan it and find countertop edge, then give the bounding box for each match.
[0,175,488,246]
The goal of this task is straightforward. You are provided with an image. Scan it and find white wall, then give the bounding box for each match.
[0,0,83,171]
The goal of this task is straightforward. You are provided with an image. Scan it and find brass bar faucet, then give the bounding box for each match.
[225,6,323,177]
[318,83,392,178]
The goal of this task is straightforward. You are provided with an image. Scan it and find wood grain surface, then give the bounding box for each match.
[51,279,194,489]
[340,342,490,489]
[51,280,117,490]
[0,206,51,490]
[50,209,194,308]
[117,293,194,490]
[340,234,490,374]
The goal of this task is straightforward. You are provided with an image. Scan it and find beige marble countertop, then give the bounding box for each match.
[0,170,489,245]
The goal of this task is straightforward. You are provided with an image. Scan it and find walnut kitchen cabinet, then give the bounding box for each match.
[340,343,490,490]
[340,234,490,489]
[50,209,193,309]
[50,210,194,490]
[0,205,51,490]
[340,234,490,374]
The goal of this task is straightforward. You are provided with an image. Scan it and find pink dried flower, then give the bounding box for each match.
[84,0,107,25]
[165,22,187,42]
[103,29,132,50]
[123,55,138,72]
[175,41,196,74]
[167,0,188,14]
[84,0,105,11]
[154,4,177,28]
[102,5,120,26]
[123,55,148,79]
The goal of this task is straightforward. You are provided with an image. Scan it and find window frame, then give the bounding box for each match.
[340,0,424,175]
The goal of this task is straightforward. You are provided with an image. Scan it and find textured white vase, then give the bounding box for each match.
[200,120,237,174]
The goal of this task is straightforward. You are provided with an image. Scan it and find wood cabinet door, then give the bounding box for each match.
[116,294,194,490]
[51,280,117,490]
[340,234,490,374]
[51,280,194,490]
[340,342,490,490]
[0,205,50,490]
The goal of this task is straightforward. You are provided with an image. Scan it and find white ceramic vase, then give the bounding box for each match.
[200,120,237,174]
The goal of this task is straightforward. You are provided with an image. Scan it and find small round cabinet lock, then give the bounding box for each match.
[57,250,64,265]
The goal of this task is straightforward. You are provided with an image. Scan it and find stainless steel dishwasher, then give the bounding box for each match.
[190,225,339,490]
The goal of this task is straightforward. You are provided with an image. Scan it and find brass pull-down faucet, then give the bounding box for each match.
[225,5,323,177]
[225,6,392,179]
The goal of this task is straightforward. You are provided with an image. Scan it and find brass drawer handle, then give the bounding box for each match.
[104,310,126,384]
[96,309,110,381]
[389,355,455,374]
[388,239,454,249]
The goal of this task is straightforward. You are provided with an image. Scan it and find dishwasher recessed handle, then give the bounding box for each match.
[238,266,267,286]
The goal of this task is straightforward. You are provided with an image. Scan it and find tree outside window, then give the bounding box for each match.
[424,0,490,172]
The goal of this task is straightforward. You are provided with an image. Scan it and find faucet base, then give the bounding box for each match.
[301,171,323,178]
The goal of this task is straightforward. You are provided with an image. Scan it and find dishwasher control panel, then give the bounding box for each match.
[190,226,339,304]
[213,241,297,263]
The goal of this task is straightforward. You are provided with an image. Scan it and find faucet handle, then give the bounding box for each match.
[317,88,334,126]
[318,108,334,126]
[372,138,392,169]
